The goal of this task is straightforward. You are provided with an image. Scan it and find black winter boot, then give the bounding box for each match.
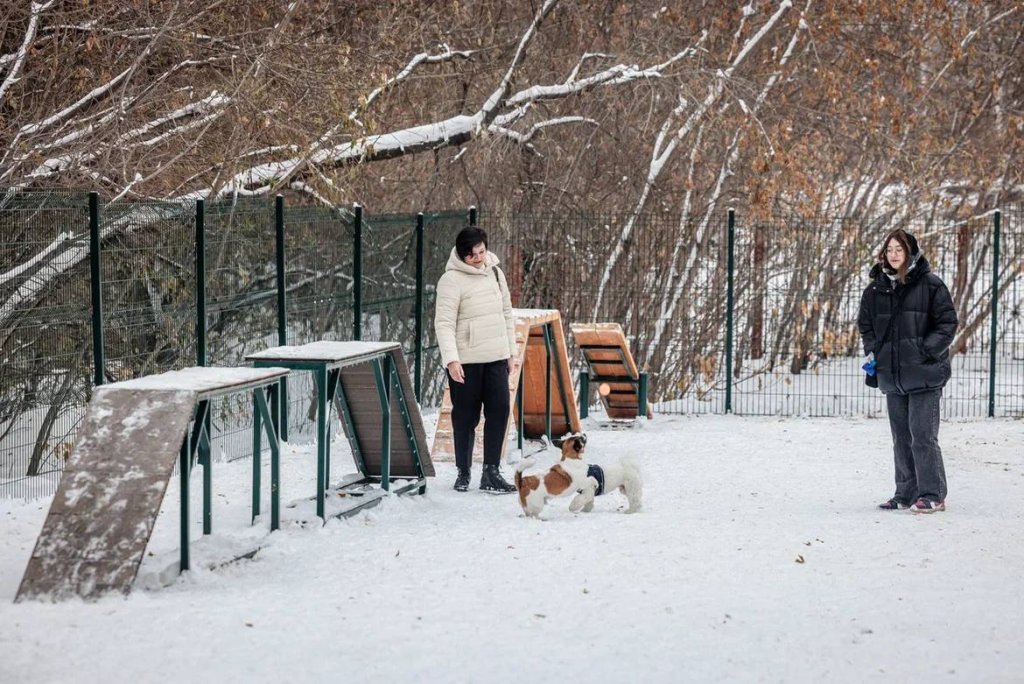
[479,464,516,494]
[454,469,470,492]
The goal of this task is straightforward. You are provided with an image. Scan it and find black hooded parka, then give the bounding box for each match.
[857,235,958,395]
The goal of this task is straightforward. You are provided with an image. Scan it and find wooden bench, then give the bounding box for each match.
[247,341,433,522]
[16,366,289,601]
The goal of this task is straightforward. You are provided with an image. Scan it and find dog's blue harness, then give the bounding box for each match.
[587,464,605,496]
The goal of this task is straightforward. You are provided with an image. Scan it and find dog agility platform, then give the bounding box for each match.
[570,322,650,421]
[248,341,433,521]
[16,366,289,602]
[432,309,581,463]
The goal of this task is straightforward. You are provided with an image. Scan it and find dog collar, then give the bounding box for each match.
[587,464,605,496]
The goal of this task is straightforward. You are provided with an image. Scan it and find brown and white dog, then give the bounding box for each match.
[514,433,594,518]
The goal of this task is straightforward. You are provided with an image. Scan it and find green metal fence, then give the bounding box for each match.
[2,189,1021,499]
[500,205,1023,421]
[0,190,471,498]
[0,190,94,495]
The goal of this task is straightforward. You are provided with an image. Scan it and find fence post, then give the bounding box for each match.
[275,195,286,346]
[578,371,589,419]
[415,212,425,402]
[195,199,207,367]
[194,198,213,522]
[724,208,735,414]
[988,210,1001,418]
[468,205,477,227]
[638,372,649,419]
[88,192,105,387]
[275,194,288,440]
[353,204,363,340]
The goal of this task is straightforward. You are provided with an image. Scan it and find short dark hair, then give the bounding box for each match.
[455,226,488,260]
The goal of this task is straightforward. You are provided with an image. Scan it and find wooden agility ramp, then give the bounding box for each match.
[432,309,581,463]
[570,322,650,420]
[248,341,434,522]
[16,366,288,602]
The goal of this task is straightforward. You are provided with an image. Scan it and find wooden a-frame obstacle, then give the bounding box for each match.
[16,366,289,602]
[431,309,581,462]
[570,322,651,421]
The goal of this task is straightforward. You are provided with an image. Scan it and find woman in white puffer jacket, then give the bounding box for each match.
[435,226,519,493]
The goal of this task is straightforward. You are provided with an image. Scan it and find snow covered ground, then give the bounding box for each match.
[1,413,1022,683]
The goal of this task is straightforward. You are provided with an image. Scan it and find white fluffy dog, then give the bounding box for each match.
[569,457,643,514]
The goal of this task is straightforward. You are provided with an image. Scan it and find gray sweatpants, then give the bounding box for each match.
[885,388,947,503]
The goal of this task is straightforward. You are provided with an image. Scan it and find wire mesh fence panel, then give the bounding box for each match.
[202,198,277,460]
[636,213,731,415]
[0,190,92,498]
[421,211,472,407]
[498,210,731,416]
[496,210,626,413]
[282,204,354,442]
[101,199,198,381]
[360,212,419,348]
[992,206,1024,418]
[727,215,883,417]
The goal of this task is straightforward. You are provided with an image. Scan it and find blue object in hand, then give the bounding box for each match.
[862,358,877,376]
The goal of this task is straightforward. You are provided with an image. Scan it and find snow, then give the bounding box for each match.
[95,366,289,393]
[1,412,1023,682]
[246,340,399,362]
[512,307,558,318]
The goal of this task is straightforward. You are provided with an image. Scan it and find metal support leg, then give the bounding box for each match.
[315,366,328,520]
[388,359,426,494]
[578,371,589,420]
[517,366,524,453]
[254,385,280,531]
[639,372,649,419]
[269,384,280,530]
[179,436,190,572]
[252,388,262,524]
[373,357,393,492]
[183,400,212,537]
[324,369,341,491]
[544,325,553,442]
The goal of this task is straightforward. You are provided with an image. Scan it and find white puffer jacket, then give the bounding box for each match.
[434,248,516,367]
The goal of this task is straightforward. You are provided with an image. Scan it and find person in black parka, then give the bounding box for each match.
[857,228,958,513]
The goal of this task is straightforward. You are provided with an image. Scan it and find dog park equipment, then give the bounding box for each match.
[570,322,650,421]
[432,309,581,462]
[16,366,289,602]
[247,341,433,521]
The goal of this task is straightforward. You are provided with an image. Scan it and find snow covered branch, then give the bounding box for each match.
[591,2,792,319]
[0,1,57,103]
[349,45,478,127]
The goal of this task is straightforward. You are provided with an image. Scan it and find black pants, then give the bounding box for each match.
[449,360,510,471]
[886,388,947,503]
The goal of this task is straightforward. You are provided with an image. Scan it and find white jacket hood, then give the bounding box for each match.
[445,248,500,274]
